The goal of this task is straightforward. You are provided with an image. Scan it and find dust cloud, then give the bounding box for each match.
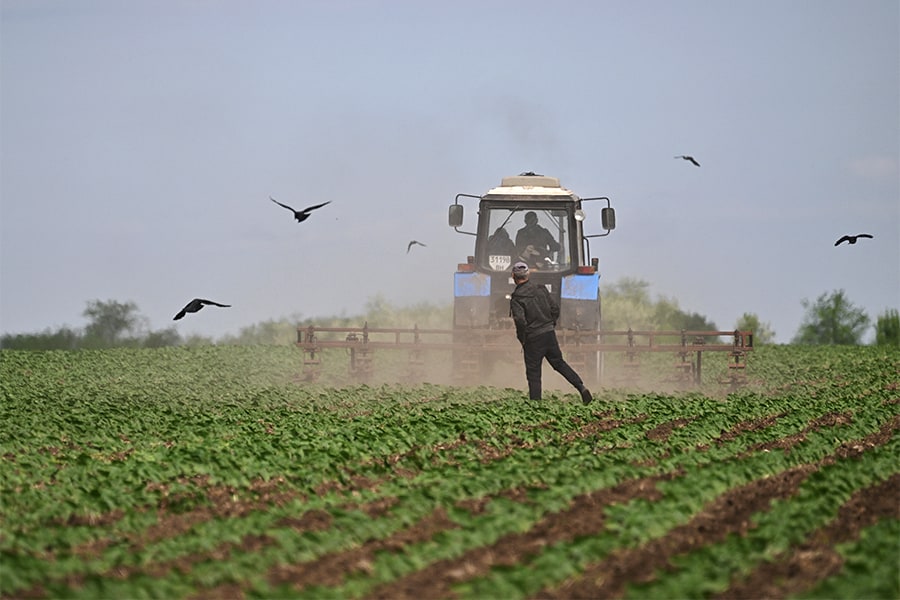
[296,345,736,398]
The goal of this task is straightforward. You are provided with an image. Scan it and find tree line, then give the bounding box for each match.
[1,282,897,350]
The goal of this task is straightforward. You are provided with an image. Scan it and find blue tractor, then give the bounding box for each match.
[448,172,616,377]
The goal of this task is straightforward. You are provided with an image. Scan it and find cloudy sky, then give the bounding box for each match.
[1,0,897,343]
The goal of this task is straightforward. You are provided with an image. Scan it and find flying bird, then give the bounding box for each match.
[407,240,427,253]
[270,196,332,223]
[674,155,700,167]
[834,233,873,246]
[173,298,231,321]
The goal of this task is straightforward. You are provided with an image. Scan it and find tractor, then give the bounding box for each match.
[447,172,615,378]
[297,173,752,388]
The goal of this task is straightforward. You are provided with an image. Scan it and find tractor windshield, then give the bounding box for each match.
[482,207,573,272]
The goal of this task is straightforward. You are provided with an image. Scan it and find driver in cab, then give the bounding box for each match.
[516,211,559,268]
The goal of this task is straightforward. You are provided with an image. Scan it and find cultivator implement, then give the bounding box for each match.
[296,324,753,389]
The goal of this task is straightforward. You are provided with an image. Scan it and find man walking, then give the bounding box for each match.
[509,261,593,404]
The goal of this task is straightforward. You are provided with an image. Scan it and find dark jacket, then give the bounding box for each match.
[510,278,559,344]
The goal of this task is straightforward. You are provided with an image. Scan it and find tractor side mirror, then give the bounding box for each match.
[448,204,464,227]
[601,207,616,231]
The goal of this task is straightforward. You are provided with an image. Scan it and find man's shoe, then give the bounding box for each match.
[580,388,593,405]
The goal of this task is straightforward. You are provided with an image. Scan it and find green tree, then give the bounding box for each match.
[874,309,899,346]
[600,278,717,334]
[792,290,870,345]
[183,333,216,347]
[82,299,145,348]
[735,312,775,344]
[143,327,182,348]
[222,319,296,345]
[651,295,683,330]
[677,311,718,332]
[0,327,81,350]
[363,294,451,329]
[600,278,656,330]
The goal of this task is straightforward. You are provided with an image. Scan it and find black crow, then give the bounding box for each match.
[270,197,331,223]
[173,299,231,321]
[834,233,873,246]
[407,240,427,253]
[674,155,700,167]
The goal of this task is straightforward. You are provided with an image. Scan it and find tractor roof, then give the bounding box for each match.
[484,173,576,198]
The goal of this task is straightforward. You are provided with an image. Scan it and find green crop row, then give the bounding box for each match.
[1,344,897,599]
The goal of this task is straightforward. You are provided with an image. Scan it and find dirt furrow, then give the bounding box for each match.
[537,464,818,599]
[165,410,889,599]
[364,473,675,600]
[268,507,458,591]
[716,471,900,598]
[536,416,899,599]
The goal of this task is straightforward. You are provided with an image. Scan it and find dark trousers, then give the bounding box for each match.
[522,330,584,400]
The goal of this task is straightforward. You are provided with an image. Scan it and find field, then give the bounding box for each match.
[1,344,898,599]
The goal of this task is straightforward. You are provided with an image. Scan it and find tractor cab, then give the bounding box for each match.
[479,202,577,274]
[449,173,615,330]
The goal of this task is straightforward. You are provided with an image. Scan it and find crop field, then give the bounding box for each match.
[1,344,898,599]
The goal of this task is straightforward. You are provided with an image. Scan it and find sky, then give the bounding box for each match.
[1,0,898,344]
